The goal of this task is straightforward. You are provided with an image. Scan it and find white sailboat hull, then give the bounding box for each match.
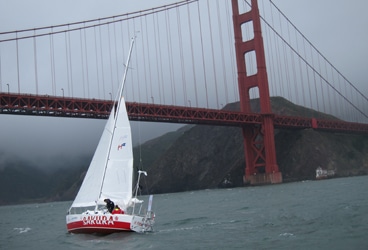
[66,211,154,234]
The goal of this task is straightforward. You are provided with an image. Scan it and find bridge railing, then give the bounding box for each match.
[1,92,368,134]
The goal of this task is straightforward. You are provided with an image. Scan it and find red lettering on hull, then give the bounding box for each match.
[67,215,131,234]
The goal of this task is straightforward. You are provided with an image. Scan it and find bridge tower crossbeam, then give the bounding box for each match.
[231,0,282,185]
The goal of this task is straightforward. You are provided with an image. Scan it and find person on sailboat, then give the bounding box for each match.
[104,198,115,213]
[112,205,124,214]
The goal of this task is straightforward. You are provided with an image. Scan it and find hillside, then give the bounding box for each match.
[1,97,367,204]
[142,97,368,193]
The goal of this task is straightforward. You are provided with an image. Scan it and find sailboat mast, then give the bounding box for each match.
[115,37,135,118]
[96,37,136,205]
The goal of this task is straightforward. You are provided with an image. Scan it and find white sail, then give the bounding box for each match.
[70,38,135,210]
[98,98,133,208]
[70,99,133,209]
[70,107,115,208]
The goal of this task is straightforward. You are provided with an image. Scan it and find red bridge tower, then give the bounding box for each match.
[231,0,282,184]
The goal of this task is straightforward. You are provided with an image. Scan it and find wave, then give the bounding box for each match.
[14,227,31,234]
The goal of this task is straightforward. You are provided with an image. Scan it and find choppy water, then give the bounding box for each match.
[1,176,368,250]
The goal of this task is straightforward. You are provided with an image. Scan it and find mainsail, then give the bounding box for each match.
[70,38,135,210]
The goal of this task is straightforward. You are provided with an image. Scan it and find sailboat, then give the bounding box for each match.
[66,37,155,234]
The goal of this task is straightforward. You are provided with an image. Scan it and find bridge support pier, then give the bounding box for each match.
[232,0,282,185]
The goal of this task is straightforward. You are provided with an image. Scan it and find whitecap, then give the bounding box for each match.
[14,227,31,233]
[279,232,294,237]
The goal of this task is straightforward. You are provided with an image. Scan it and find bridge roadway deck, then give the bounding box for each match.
[1,93,368,134]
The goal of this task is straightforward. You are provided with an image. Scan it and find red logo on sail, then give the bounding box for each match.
[117,143,126,150]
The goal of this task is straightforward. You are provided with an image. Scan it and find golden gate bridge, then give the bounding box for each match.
[1,0,367,185]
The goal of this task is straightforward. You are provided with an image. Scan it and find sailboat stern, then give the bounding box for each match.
[130,212,155,233]
[66,212,132,234]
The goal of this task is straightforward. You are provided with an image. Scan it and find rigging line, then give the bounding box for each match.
[197,0,209,108]
[267,0,368,103]
[206,0,219,109]
[0,0,198,36]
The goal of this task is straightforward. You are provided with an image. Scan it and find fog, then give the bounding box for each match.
[0,0,367,169]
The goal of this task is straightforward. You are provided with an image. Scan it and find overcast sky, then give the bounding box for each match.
[0,0,367,169]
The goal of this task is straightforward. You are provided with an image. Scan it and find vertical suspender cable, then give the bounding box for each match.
[197,1,209,108]
[93,26,101,99]
[64,32,70,98]
[144,15,153,103]
[33,31,39,95]
[156,13,166,105]
[49,29,56,96]
[107,25,114,97]
[16,32,21,93]
[139,15,148,103]
[225,0,238,103]
[153,13,162,104]
[186,3,199,107]
[113,20,120,97]
[84,24,90,98]
[132,18,141,103]
[165,9,175,105]
[68,28,74,98]
[176,7,187,106]
[79,29,86,98]
[310,45,319,111]
[99,23,106,99]
[216,0,229,106]
[206,0,219,109]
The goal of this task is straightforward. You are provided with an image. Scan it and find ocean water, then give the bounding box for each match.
[1,176,367,250]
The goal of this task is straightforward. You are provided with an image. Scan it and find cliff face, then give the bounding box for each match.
[144,125,245,193]
[140,97,368,194]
